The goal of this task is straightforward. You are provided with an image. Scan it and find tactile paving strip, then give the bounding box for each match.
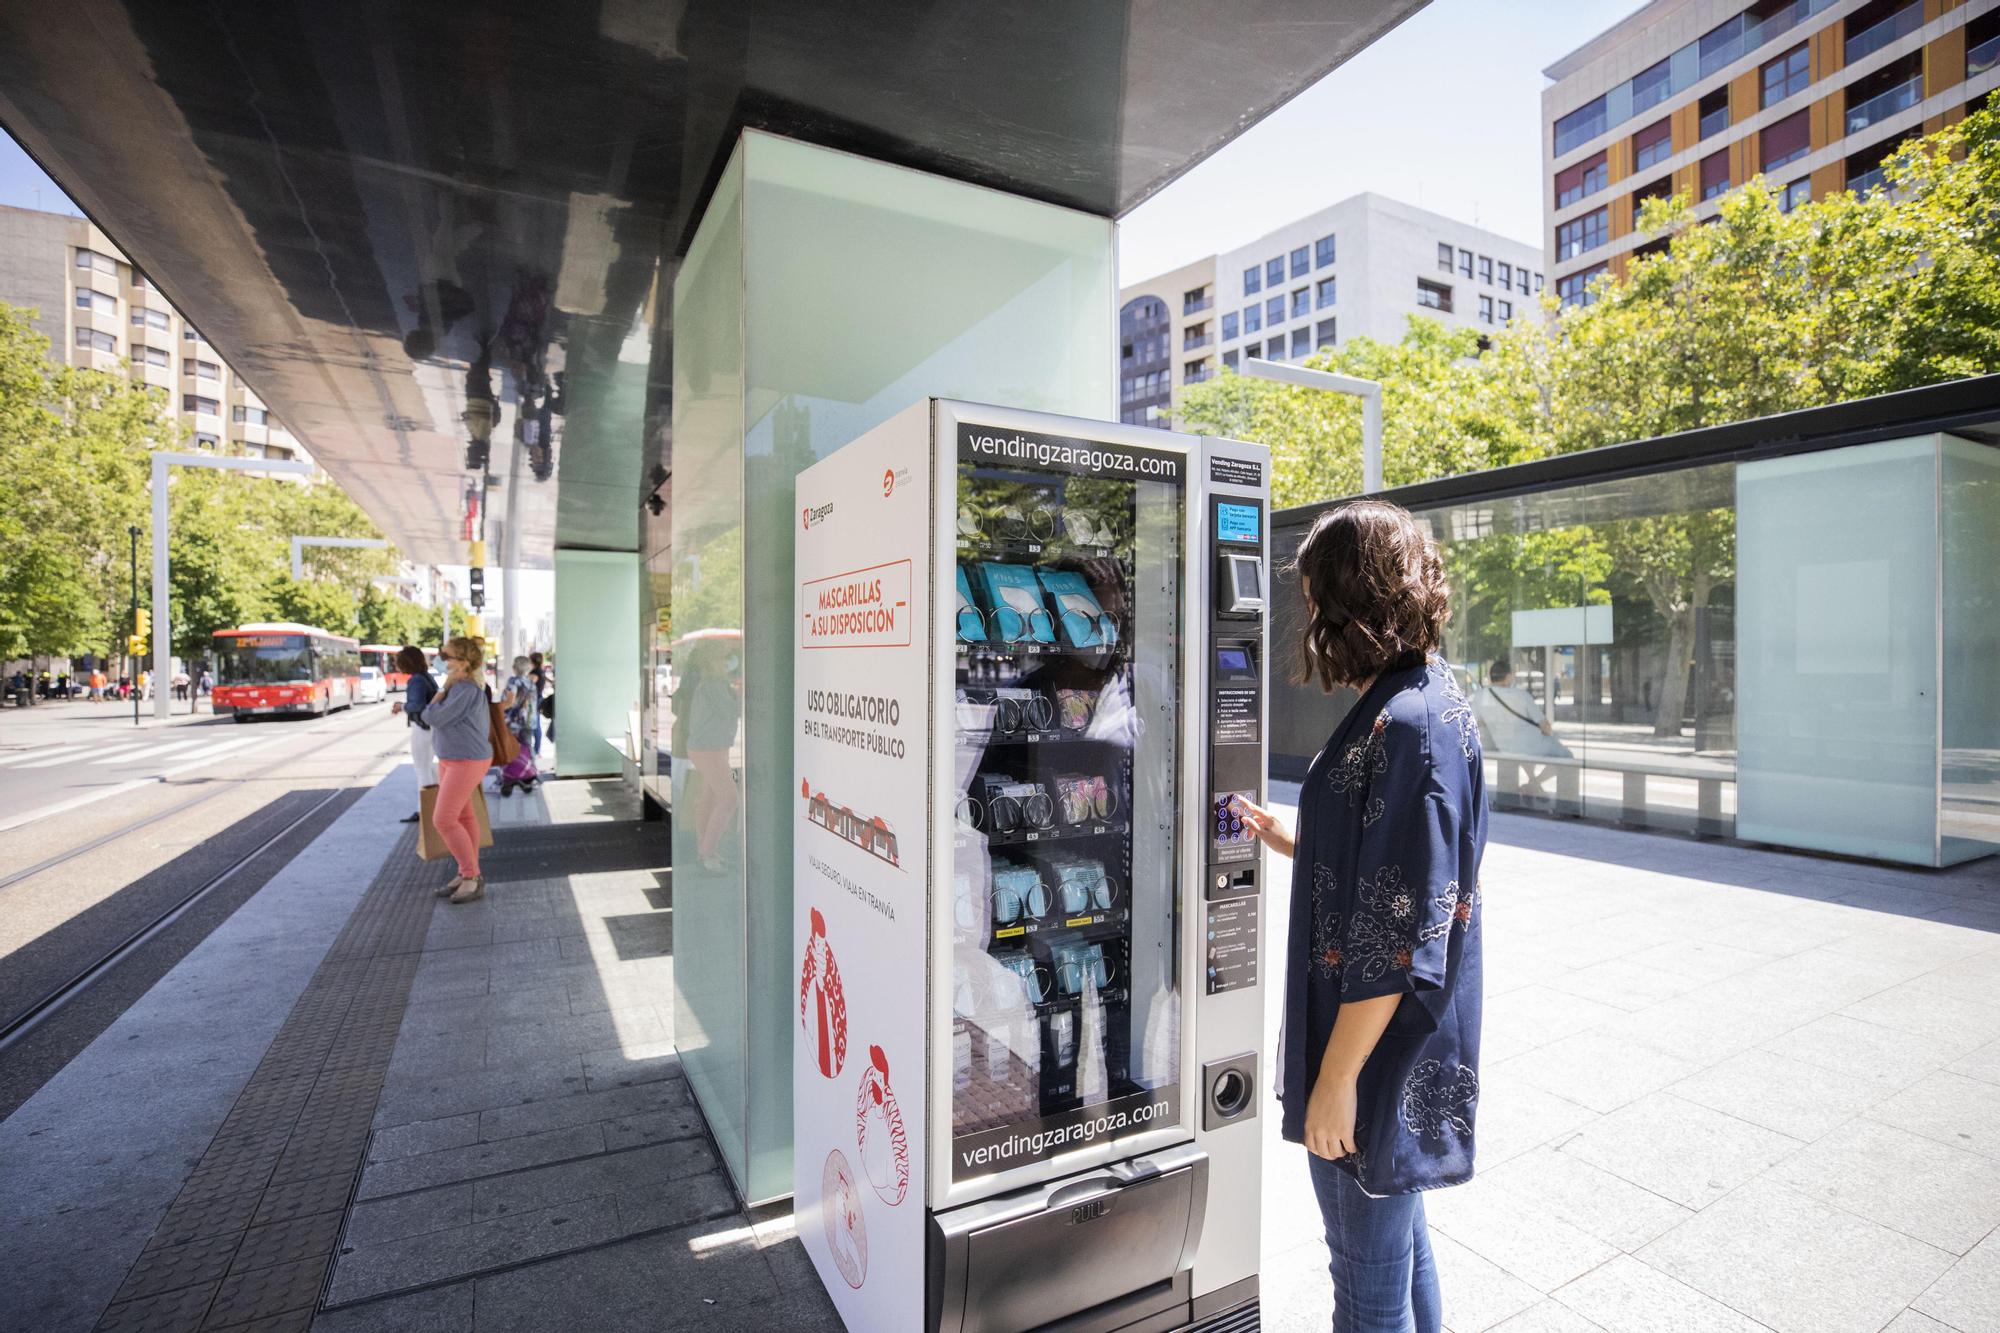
[92,828,440,1333]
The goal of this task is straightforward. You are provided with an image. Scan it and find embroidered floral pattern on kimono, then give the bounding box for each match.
[1400,1059,1479,1139]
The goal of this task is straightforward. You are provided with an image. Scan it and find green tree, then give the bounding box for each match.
[267,575,361,639]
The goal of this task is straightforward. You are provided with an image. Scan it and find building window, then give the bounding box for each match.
[1244,304,1262,334]
[1458,248,1473,277]
[74,248,118,276]
[75,288,115,313]
[1762,110,1810,173]
[1498,299,1513,322]
[1416,279,1453,312]
[1222,349,1239,371]
[1553,94,1608,156]
[1315,234,1336,267]
[1265,295,1284,325]
[1221,311,1239,341]
[1633,175,1673,218]
[1498,262,1513,288]
[1290,327,1310,358]
[1316,318,1337,348]
[1633,118,1673,172]
[132,270,155,292]
[1534,273,1544,294]
[1556,207,1609,260]
[1184,322,1210,350]
[1267,338,1286,361]
[194,432,220,449]
[139,345,168,368]
[1316,276,1336,308]
[1845,0,1923,66]
[1437,242,1454,273]
[1290,287,1310,319]
[183,394,220,415]
[1781,177,1813,212]
[1700,149,1731,200]
[1290,246,1309,278]
[73,327,117,354]
[1478,294,1495,324]
[1183,285,1212,315]
[1266,257,1284,288]
[232,405,269,425]
[131,307,169,331]
[1478,255,1494,284]
[1762,43,1810,107]
[1698,11,1749,78]
[1631,57,1673,114]
[1243,265,1261,295]
[1698,89,1730,140]
[182,327,204,343]
[1845,53,1924,135]
[1184,358,1209,382]
[1556,151,1610,209]
[1556,264,1608,308]
[1970,9,2000,76]
[1518,268,1532,295]
[186,358,220,380]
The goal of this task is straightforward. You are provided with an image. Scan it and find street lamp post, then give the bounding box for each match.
[151,452,315,719]
[129,524,140,727]
[289,535,388,580]
[1240,358,1386,493]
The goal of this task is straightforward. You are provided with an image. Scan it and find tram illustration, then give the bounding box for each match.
[804,784,902,867]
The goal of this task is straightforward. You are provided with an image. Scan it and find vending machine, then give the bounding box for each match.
[794,401,1269,1332]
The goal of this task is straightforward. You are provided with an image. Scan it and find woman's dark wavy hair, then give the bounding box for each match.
[394,644,429,676]
[1288,499,1450,691]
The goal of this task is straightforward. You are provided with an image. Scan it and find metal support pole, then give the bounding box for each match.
[151,452,314,719]
[290,535,388,580]
[1240,358,1386,494]
[129,525,140,726]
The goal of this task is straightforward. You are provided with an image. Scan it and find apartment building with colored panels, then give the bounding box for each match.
[1116,254,1217,426]
[1542,0,2000,306]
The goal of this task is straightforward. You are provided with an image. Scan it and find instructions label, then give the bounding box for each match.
[1215,687,1259,745]
[1205,897,1259,994]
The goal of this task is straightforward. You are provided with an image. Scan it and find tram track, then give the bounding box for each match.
[0,716,408,1061]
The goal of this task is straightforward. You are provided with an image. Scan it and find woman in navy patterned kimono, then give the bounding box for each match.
[1235,499,1485,1333]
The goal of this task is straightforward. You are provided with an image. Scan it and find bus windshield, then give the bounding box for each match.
[216,636,312,683]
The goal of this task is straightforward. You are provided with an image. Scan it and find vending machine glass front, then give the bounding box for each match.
[946,418,1186,1195]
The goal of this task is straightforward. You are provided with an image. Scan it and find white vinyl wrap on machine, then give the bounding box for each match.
[796,401,1269,1332]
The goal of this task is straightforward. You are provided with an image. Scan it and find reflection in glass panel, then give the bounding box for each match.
[1941,437,2000,864]
[949,457,1181,1156]
[1412,463,1737,836]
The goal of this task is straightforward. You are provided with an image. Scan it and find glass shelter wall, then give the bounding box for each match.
[670,131,1116,1203]
[1270,429,2000,867]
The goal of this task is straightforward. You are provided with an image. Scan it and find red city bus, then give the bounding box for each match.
[360,644,410,691]
[211,623,361,720]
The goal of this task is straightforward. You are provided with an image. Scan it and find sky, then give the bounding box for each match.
[1117,0,1649,282]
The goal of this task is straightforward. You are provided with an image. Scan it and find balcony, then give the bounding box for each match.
[1846,75,1921,134]
[1181,295,1212,316]
[1969,31,2000,77]
[1845,2,1921,65]
[1182,333,1212,351]
[1848,164,1889,194]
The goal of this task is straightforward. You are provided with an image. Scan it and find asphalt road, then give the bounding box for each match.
[0,701,409,1118]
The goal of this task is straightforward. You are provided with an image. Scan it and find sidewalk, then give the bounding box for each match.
[313,778,834,1332]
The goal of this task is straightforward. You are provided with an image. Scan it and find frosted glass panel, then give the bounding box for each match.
[671,149,749,1191]
[1736,438,1938,863]
[673,130,1115,1203]
[1941,436,2000,864]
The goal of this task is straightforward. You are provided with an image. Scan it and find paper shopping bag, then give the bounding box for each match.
[419,783,495,859]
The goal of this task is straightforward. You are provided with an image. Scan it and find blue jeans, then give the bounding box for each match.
[1307,1154,1442,1333]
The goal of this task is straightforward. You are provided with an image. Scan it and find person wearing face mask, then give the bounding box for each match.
[424,636,498,904]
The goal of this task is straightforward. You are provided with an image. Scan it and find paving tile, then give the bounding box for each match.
[366,1113,481,1165]
[1839,979,2000,1056]
[472,1139,716,1222]
[1765,1013,1962,1095]
[1557,1091,1804,1211]
[310,1280,472,1333]
[1542,957,1701,1013]
[1869,1070,2000,1160]
[208,1308,315,1333]
[603,1103,710,1151]
[1768,1117,2000,1254]
[1491,1033,1699,1115]
[1477,1147,1691,1253]
[93,1281,220,1333]
[1426,1230,1541,1333]
[1913,1229,2000,1333]
[1639,1177,1955,1333]
[1257,1237,1334,1333]
[1550,1255,1769,1333]
[112,1231,241,1302]
[342,1183,474,1249]
[482,1007,669,1063]
[469,1216,786,1333]
[370,1059,587,1129]
[1469,1076,1598,1168]
[1486,1301,1608,1333]
[251,1171,354,1228]
[147,1187,264,1249]
[357,1122,605,1199]
[615,1168,741,1235]
[1902,947,2000,998]
[1483,985,1627,1048]
[466,1193,623,1271]
[472,1077,690,1144]
[324,1225,476,1306]
[233,1210,344,1275]
[1951,1038,2000,1087]
[206,1253,330,1326]
[1424,1175,1617,1294]
[1880,1311,1962,1333]
[1668,1047,1883,1142]
[580,1042,684,1093]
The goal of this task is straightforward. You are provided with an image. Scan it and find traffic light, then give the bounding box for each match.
[134,607,150,638]
[127,635,146,657]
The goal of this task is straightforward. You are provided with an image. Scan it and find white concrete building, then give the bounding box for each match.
[1208,193,1544,376]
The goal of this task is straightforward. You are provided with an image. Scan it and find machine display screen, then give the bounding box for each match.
[1216,502,1259,544]
[1216,647,1250,673]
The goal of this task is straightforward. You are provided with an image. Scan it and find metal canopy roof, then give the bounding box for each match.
[0,0,1427,569]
